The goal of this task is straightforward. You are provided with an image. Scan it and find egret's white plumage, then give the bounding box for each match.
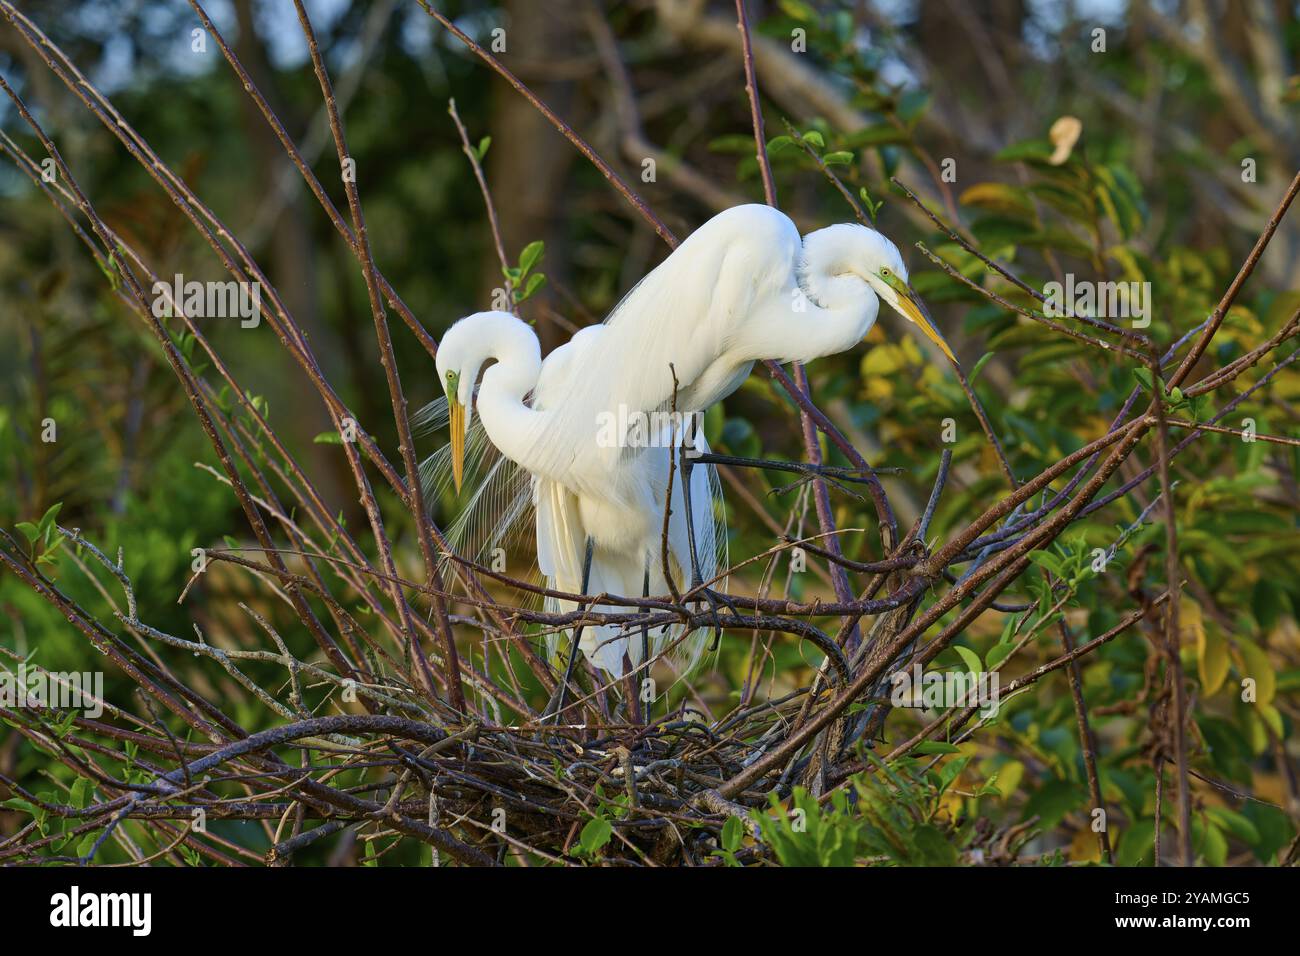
[422,312,723,677]
[425,204,952,680]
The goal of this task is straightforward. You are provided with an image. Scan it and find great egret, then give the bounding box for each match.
[429,204,952,711]
[425,311,725,702]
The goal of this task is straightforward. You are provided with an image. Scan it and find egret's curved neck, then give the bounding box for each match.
[800,288,877,361]
[474,323,550,474]
[755,256,878,363]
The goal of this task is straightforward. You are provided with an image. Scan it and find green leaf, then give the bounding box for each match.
[993,139,1054,163]
[953,644,982,675]
[765,135,795,155]
[969,351,995,383]
[822,151,855,166]
[914,741,961,755]
[98,247,122,291]
[986,642,1015,670]
[1195,819,1229,866]
[39,503,64,537]
[937,755,971,792]
[1027,550,1065,576]
[896,89,931,125]
[912,823,959,865]
[580,816,612,854]
[518,272,547,303]
[15,522,40,545]
[476,136,491,161]
[1117,819,1155,866]
[778,0,817,21]
[1023,779,1085,829]
[39,532,63,559]
[800,130,825,150]
[1206,806,1260,845]
[518,240,545,276]
[721,815,744,852]
[858,187,882,222]
[312,431,344,445]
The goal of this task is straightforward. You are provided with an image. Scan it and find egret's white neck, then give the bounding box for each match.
[473,319,553,476]
[749,250,878,363]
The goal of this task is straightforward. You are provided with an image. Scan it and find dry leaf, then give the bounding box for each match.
[1049,115,1082,165]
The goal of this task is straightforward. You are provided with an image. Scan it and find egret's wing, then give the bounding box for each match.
[518,205,800,483]
[596,205,799,414]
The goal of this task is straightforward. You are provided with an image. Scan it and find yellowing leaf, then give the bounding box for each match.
[996,760,1025,799]
[864,378,893,402]
[1235,638,1276,706]
[861,344,906,376]
[1184,598,1228,695]
[958,182,1035,220]
[1199,627,1230,696]
[1258,703,1284,739]
[1179,595,1203,647]
[1070,826,1102,863]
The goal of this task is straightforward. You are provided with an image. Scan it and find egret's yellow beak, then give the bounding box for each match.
[449,395,465,494]
[443,368,466,494]
[894,284,958,366]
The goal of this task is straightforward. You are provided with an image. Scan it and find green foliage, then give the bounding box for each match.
[505,240,547,304]
[752,758,965,867]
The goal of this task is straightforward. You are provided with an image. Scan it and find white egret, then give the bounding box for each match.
[425,311,725,715]
[428,204,953,714]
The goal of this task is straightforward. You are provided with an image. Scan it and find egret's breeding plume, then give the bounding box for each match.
[427,204,952,712]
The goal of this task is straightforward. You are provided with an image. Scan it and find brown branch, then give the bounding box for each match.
[448,96,514,312]
[292,0,462,710]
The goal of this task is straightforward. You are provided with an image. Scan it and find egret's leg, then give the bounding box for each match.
[640,564,651,674]
[639,563,651,722]
[545,536,595,724]
[678,446,724,645]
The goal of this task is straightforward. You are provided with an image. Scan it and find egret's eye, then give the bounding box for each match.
[880,268,891,278]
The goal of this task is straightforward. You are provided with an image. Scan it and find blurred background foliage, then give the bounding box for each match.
[1,0,1299,865]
